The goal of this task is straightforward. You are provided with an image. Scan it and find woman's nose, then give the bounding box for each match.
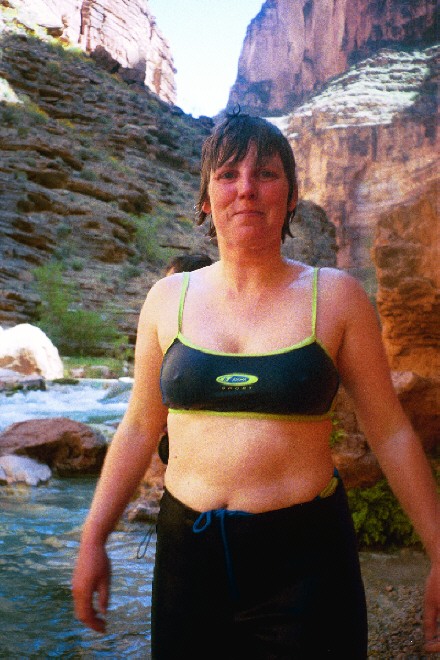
[237,173,257,198]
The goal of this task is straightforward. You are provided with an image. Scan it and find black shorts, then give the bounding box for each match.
[151,479,367,659]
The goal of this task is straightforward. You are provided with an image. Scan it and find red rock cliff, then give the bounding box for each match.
[373,185,440,379]
[284,45,439,292]
[9,0,176,103]
[228,0,437,114]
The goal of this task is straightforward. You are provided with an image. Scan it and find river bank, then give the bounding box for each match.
[361,549,434,658]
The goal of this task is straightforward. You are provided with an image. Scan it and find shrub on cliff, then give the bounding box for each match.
[33,262,126,357]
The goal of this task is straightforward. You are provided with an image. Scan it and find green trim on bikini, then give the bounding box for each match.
[168,408,334,422]
[176,333,317,358]
[177,271,190,332]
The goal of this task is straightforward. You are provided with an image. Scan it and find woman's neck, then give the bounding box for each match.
[214,248,297,295]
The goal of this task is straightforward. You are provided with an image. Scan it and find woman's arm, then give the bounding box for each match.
[72,281,169,631]
[335,273,439,649]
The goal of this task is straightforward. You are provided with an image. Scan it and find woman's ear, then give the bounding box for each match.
[288,181,298,212]
[201,199,212,215]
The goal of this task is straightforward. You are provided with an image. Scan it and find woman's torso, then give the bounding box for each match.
[157,261,346,512]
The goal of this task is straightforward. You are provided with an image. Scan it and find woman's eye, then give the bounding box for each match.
[260,169,277,179]
[217,170,236,180]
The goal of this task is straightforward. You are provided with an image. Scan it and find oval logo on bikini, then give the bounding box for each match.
[216,374,259,386]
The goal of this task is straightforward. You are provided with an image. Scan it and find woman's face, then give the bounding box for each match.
[202,143,296,249]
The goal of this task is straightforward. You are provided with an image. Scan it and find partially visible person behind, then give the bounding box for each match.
[73,112,439,658]
[165,253,213,277]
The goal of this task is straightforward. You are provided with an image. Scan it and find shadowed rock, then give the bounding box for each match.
[0,417,107,476]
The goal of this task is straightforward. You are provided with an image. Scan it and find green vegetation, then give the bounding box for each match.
[63,356,132,379]
[56,224,72,239]
[329,416,439,550]
[1,103,20,124]
[26,100,49,124]
[70,259,84,272]
[80,167,98,181]
[329,415,346,448]
[1,95,50,139]
[347,480,420,549]
[347,463,439,549]
[132,214,172,266]
[121,263,142,280]
[33,261,128,357]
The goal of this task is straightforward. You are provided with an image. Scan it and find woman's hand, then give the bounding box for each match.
[424,563,440,653]
[72,542,111,633]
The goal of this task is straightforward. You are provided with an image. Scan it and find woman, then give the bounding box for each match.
[72,113,439,658]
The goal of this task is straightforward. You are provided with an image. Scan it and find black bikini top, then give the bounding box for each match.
[160,268,340,420]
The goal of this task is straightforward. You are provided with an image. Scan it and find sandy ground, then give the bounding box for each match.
[361,549,439,658]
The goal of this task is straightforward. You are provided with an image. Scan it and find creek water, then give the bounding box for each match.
[0,381,155,658]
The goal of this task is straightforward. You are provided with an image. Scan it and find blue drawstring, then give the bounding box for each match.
[193,508,252,600]
[136,524,155,559]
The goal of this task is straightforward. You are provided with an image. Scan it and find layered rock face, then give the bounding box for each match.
[372,188,440,452]
[374,186,439,378]
[284,46,439,291]
[229,0,438,114]
[0,29,214,339]
[7,0,176,103]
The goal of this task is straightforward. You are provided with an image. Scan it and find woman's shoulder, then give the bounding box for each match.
[317,266,368,295]
[147,271,186,299]
[137,273,184,325]
[316,267,376,327]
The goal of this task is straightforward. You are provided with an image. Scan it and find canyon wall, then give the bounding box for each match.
[6,0,176,103]
[228,0,438,115]
[0,28,213,339]
[283,45,439,454]
[282,45,439,292]
[374,185,439,379]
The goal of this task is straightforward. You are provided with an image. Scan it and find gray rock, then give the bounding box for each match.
[0,454,52,486]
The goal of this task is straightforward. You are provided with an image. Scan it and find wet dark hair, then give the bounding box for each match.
[165,253,213,274]
[196,111,298,242]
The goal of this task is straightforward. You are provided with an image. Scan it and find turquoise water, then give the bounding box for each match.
[0,381,157,657]
[0,380,129,432]
[0,476,154,658]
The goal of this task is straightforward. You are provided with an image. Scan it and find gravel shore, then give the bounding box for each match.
[361,549,438,658]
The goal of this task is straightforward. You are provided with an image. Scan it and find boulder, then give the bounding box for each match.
[331,373,439,489]
[0,367,46,392]
[331,386,383,489]
[332,434,383,490]
[141,450,166,492]
[128,441,166,522]
[0,454,52,486]
[0,417,107,476]
[101,378,133,403]
[374,189,440,380]
[392,371,440,452]
[0,324,63,380]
